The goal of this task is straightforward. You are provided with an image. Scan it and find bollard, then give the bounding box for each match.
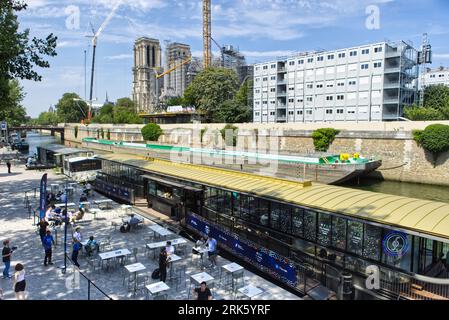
[339,273,353,300]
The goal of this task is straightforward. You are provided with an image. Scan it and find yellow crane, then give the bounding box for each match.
[154,56,192,79]
[203,0,211,69]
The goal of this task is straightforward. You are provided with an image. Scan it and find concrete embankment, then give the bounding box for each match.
[60,121,449,187]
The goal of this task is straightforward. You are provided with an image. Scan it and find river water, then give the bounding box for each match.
[24,132,449,204]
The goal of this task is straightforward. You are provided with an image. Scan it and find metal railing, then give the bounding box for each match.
[64,254,113,300]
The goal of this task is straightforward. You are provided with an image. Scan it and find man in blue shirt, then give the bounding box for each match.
[72,239,81,268]
[43,230,55,266]
[207,237,218,268]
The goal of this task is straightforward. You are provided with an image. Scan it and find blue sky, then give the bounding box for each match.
[18,0,449,117]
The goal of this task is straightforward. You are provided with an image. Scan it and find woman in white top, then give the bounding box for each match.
[13,263,26,300]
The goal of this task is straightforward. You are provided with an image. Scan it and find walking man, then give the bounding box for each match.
[2,240,12,279]
[43,230,55,266]
[71,239,81,268]
[207,237,218,268]
[6,161,11,174]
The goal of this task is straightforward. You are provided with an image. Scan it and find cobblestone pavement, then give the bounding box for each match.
[0,164,301,301]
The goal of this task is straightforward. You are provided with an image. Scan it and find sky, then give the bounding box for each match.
[16,0,449,117]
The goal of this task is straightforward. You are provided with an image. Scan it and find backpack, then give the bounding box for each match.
[151,268,160,279]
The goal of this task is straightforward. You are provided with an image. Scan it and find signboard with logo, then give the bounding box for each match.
[186,213,297,288]
[94,180,134,203]
[1,121,7,131]
[382,231,409,257]
[39,174,48,220]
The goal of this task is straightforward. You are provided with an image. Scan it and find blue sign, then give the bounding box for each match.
[39,174,48,220]
[1,122,6,130]
[186,213,297,288]
[382,231,409,257]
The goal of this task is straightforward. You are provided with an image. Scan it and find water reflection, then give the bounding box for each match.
[25,131,59,156]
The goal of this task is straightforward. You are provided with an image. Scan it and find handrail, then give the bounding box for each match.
[64,254,114,300]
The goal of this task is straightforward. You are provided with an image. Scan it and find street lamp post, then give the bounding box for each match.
[60,180,69,274]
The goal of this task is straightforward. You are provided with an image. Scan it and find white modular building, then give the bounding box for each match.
[253,41,419,123]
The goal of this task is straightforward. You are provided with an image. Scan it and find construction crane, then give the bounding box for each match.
[86,0,122,122]
[211,37,224,67]
[203,0,211,69]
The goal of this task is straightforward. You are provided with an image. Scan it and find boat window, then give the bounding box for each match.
[224,191,233,216]
[304,210,317,242]
[148,181,156,196]
[215,189,224,213]
[347,220,363,256]
[332,216,347,250]
[232,192,239,217]
[292,207,304,238]
[239,194,250,221]
[278,204,292,234]
[363,224,382,261]
[318,213,332,247]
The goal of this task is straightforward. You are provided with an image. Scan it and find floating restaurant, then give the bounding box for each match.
[95,153,449,300]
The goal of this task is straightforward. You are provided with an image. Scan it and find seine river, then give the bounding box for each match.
[25,132,449,204]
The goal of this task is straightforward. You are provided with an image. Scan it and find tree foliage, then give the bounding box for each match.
[214,100,252,123]
[166,96,186,107]
[404,85,449,120]
[55,93,88,123]
[92,99,142,124]
[0,1,56,125]
[312,128,341,152]
[141,123,163,142]
[35,111,59,126]
[183,68,239,121]
[413,124,449,166]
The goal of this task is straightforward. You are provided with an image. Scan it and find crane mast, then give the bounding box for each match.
[203,0,211,69]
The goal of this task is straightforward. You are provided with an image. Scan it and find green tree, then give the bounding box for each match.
[92,103,114,124]
[413,124,449,166]
[214,100,252,123]
[116,97,135,110]
[235,79,251,107]
[404,105,444,121]
[166,96,186,107]
[55,93,88,123]
[183,67,239,121]
[0,1,57,122]
[423,85,449,118]
[0,79,27,126]
[141,123,163,142]
[220,124,238,147]
[35,111,59,125]
[312,128,341,152]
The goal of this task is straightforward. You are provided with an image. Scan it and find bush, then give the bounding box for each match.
[100,127,104,139]
[141,123,163,142]
[404,106,444,121]
[312,128,340,152]
[107,129,111,140]
[220,124,238,147]
[200,128,207,143]
[74,126,78,139]
[413,124,449,166]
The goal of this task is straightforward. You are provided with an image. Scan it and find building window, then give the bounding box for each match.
[288,98,294,103]
[350,50,358,57]
[316,84,323,88]
[255,101,260,105]
[362,49,370,55]
[289,61,295,66]
[306,97,313,102]
[307,58,314,63]
[439,74,445,78]
[297,98,304,103]
[263,66,268,70]
[327,54,335,60]
[307,84,313,89]
[297,110,303,115]
[271,64,276,69]
[298,60,304,65]
[349,80,357,86]
[270,88,276,92]
[337,95,344,100]
[374,62,382,68]
[263,101,268,105]
[374,47,383,53]
[263,77,268,81]
[337,82,345,87]
[306,110,313,115]
[317,56,324,62]
[337,109,344,114]
[270,111,275,116]
[338,53,346,58]
[255,67,260,71]
[326,96,334,101]
[288,111,294,115]
[255,112,260,116]
[255,89,261,94]
[361,63,369,70]
[326,109,333,114]
[271,76,276,80]
[289,87,295,91]
[326,83,334,88]
[430,74,436,78]
[270,101,276,105]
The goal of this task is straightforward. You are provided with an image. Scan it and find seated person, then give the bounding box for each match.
[70,208,85,223]
[166,241,175,256]
[84,236,99,256]
[128,214,141,228]
[83,183,92,196]
[56,191,63,202]
[45,205,56,222]
[54,206,62,215]
[79,194,88,203]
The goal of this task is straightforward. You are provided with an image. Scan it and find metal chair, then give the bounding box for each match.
[176,244,187,257]
[111,221,120,231]
[87,256,102,273]
[232,270,245,292]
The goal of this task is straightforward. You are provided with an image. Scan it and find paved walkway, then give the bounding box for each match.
[0,164,302,300]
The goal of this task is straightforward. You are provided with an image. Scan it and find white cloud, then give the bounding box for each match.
[105,54,133,60]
